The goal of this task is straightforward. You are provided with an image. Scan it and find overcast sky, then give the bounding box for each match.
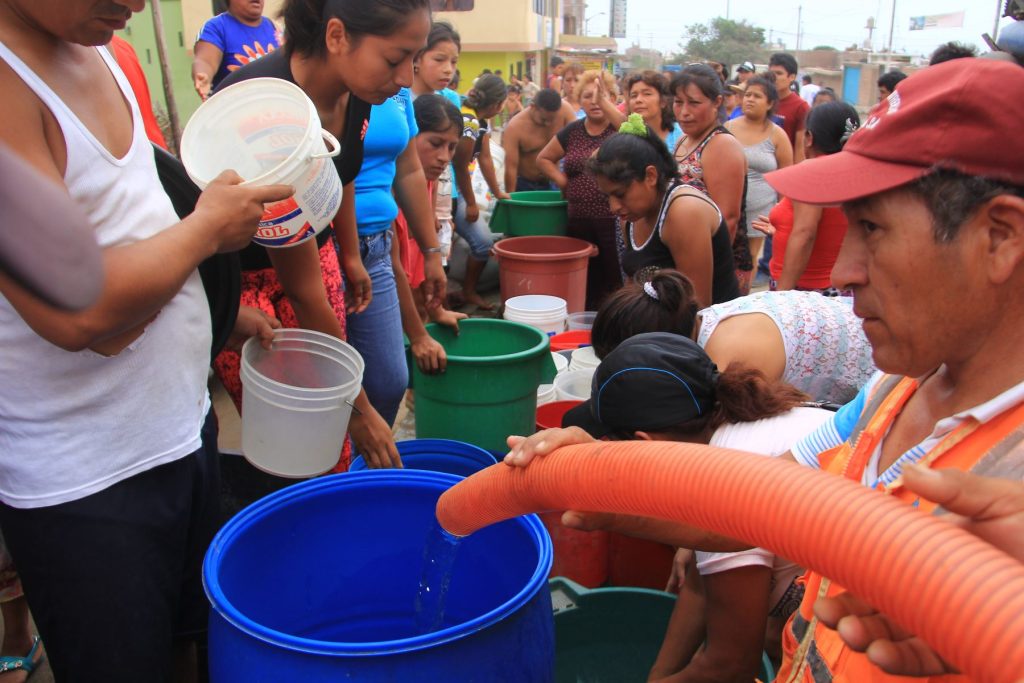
[584,0,1009,59]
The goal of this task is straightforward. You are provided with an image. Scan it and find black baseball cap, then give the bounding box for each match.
[562,332,720,438]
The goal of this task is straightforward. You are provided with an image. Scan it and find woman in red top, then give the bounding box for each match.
[762,102,860,294]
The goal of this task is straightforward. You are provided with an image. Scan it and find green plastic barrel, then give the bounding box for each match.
[412,319,558,452]
[550,577,775,683]
[489,190,568,237]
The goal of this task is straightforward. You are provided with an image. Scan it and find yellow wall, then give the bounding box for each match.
[457,51,538,91]
[438,0,547,51]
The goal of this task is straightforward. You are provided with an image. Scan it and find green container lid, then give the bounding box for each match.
[490,190,568,237]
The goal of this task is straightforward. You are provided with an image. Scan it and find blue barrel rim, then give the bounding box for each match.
[204,470,553,656]
[424,318,551,366]
[349,439,499,473]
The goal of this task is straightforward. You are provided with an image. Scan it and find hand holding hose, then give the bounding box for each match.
[815,465,1024,677]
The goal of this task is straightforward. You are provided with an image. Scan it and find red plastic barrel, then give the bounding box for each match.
[493,236,597,313]
[536,400,583,431]
[607,533,677,590]
[549,330,591,352]
[540,511,610,588]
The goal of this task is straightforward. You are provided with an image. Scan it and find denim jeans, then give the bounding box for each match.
[343,230,408,427]
[453,196,495,260]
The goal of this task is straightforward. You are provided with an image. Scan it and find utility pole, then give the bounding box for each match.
[796,5,803,50]
[150,0,182,154]
[884,0,897,73]
[993,0,1004,42]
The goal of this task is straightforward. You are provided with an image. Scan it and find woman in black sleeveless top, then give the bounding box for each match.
[589,117,740,307]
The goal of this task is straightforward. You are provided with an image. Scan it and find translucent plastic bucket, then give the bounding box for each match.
[569,346,600,373]
[566,311,597,331]
[554,369,594,402]
[550,352,569,375]
[504,295,567,336]
[181,78,343,248]
[537,383,558,406]
[240,329,364,477]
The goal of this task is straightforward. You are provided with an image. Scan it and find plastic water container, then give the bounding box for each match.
[503,295,568,336]
[412,320,558,452]
[181,78,343,248]
[240,329,364,478]
[205,471,555,681]
[566,311,597,331]
[535,400,583,431]
[569,346,600,373]
[492,237,597,313]
[349,439,497,477]
[550,578,775,682]
[489,190,568,237]
[550,352,569,375]
[537,384,558,406]
[554,369,594,402]
[549,330,591,352]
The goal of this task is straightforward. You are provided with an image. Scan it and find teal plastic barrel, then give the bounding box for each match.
[412,319,558,452]
[489,190,568,237]
[550,578,774,683]
[205,471,555,681]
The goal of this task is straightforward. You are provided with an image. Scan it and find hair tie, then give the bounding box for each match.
[840,117,860,146]
[643,281,659,301]
[619,113,649,138]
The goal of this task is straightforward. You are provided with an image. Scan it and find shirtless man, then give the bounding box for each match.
[0,0,290,679]
[502,88,562,192]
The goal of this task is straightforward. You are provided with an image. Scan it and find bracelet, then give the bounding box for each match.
[423,247,443,254]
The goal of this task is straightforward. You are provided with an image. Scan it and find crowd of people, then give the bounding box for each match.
[0,0,1022,681]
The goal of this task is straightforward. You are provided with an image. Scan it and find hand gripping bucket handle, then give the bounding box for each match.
[310,130,341,161]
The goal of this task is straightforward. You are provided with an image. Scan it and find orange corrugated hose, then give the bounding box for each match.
[436,441,1024,683]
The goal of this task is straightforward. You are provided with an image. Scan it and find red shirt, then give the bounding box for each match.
[109,36,168,150]
[774,92,809,149]
[768,197,848,289]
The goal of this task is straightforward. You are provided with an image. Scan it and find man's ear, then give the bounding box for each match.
[979,194,1024,285]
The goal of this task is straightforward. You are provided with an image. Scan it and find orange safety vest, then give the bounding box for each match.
[775,374,1024,683]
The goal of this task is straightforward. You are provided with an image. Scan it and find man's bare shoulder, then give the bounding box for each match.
[0,59,64,184]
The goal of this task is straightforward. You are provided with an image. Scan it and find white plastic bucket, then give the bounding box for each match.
[551,351,569,375]
[569,346,600,373]
[537,383,558,406]
[181,78,343,249]
[504,295,568,336]
[554,368,594,402]
[240,329,364,478]
[566,311,598,331]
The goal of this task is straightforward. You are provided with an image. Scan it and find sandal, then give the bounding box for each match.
[0,637,44,678]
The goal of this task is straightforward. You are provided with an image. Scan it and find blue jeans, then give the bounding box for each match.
[454,196,494,260]
[343,230,408,427]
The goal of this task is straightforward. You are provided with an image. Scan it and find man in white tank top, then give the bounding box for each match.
[0,1,292,679]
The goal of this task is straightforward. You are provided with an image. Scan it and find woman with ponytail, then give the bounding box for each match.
[758,102,861,294]
[557,332,832,680]
[453,73,509,309]
[589,115,740,307]
[214,0,438,466]
[591,270,876,404]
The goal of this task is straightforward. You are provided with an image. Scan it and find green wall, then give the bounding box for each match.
[121,0,202,128]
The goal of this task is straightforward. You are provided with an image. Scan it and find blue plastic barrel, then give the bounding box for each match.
[204,471,554,682]
[349,438,498,477]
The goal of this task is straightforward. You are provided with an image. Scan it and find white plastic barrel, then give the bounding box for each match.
[503,295,568,336]
[181,78,343,248]
[240,329,364,477]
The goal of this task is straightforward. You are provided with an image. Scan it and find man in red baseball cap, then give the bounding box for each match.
[506,57,1024,682]
[759,56,1024,682]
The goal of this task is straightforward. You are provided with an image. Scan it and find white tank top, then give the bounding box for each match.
[0,42,212,509]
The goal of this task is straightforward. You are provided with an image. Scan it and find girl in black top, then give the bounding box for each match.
[589,115,740,307]
[211,0,438,468]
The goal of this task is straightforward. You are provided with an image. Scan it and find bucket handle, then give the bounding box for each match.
[309,129,342,160]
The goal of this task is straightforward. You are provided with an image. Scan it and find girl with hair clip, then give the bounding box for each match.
[213,0,442,468]
[453,73,509,309]
[589,115,740,308]
[591,269,875,405]
[756,102,861,295]
[553,331,832,681]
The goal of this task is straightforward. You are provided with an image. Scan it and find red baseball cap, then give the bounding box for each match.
[765,59,1024,205]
